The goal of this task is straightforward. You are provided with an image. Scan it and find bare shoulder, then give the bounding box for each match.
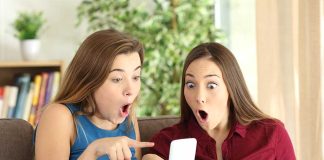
[35,103,75,159]
[37,103,74,129]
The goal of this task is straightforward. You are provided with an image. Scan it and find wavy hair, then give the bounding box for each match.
[180,42,270,125]
[55,29,144,128]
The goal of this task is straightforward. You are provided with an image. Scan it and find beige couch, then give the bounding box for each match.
[0,116,179,160]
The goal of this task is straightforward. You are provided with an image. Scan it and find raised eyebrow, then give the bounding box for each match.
[110,68,124,73]
[134,65,141,71]
[185,73,221,78]
[109,65,142,73]
[185,73,194,77]
[205,74,221,78]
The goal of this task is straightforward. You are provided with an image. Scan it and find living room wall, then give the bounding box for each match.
[0,0,87,67]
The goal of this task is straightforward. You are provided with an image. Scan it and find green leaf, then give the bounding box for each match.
[12,11,46,40]
[76,0,224,116]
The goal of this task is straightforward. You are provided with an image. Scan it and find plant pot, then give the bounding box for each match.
[20,39,40,61]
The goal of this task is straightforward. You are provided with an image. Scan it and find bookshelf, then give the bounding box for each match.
[0,60,64,126]
[0,61,63,86]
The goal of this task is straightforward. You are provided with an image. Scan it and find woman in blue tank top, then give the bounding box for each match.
[34,29,154,160]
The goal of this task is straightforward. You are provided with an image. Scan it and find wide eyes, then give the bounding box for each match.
[112,75,141,83]
[185,81,218,89]
[112,78,123,83]
[186,82,195,88]
[133,75,141,81]
[207,83,217,89]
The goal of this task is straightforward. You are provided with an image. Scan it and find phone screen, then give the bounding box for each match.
[169,138,197,160]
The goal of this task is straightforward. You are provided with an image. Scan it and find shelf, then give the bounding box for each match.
[0,60,64,86]
[0,61,63,68]
[0,60,64,125]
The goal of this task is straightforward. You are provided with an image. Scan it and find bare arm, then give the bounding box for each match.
[36,103,154,160]
[35,103,75,160]
[142,154,164,160]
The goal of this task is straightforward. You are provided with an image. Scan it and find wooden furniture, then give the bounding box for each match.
[0,61,64,86]
[0,61,64,125]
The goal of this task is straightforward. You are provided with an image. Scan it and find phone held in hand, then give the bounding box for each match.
[169,138,197,160]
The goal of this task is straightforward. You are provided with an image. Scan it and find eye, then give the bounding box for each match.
[185,82,195,88]
[112,78,123,83]
[133,75,141,81]
[207,82,218,89]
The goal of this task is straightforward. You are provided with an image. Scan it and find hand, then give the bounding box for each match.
[142,154,164,160]
[92,136,154,160]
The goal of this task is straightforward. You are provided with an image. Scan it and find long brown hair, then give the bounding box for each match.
[180,42,269,125]
[55,29,144,126]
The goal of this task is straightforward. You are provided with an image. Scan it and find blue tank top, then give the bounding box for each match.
[66,104,137,160]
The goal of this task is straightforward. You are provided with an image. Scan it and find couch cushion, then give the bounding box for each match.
[0,119,34,160]
[138,116,180,155]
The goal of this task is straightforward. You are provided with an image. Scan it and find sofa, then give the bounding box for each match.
[0,116,180,160]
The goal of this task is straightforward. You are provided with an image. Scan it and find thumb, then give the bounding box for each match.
[127,139,155,148]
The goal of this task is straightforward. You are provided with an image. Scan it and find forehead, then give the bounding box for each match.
[111,52,141,69]
[186,56,222,77]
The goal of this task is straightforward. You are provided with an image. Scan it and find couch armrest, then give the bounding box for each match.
[0,118,34,160]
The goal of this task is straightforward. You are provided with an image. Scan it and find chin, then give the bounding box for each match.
[103,116,125,125]
[114,116,127,124]
[197,119,217,131]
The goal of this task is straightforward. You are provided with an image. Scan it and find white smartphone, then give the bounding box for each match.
[169,138,197,160]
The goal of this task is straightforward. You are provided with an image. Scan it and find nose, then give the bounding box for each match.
[196,97,206,104]
[123,79,133,97]
[196,87,206,104]
[123,87,133,97]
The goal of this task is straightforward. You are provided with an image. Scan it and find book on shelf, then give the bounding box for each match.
[23,83,34,121]
[50,71,61,101]
[0,86,10,118]
[28,74,42,125]
[0,70,61,126]
[34,72,49,125]
[0,87,3,116]
[7,86,19,118]
[14,74,31,119]
[44,72,54,105]
[0,86,19,118]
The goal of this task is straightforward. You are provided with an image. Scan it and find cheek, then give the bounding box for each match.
[134,83,141,95]
[184,89,195,107]
[94,85,118,110]
[209,91,229,111]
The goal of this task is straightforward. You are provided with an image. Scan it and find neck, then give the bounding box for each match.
[89,113,118,130]
[207,109,232,142]
[208,118,231,137]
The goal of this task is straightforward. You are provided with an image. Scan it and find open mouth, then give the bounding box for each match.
[198,110,208,122]
[120,103,131,117]
[122,104,129,113]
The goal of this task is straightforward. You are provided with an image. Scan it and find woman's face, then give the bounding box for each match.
[184,56,230,131]
[94,52,141,124]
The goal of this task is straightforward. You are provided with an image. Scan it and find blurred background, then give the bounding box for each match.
[0,0,323,159]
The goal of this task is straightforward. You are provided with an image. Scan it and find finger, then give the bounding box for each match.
[122,143,132,160]
[116,143,124,160]
[107,147,117,160]
[127,139,155,148]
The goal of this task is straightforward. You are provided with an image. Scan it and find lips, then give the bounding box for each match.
[197,109,208,123]
[120,103,131,117]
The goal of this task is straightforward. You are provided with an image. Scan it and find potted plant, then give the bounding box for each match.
[13,11,46,60]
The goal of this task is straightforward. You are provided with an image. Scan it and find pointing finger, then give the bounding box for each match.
[127,139,155,148]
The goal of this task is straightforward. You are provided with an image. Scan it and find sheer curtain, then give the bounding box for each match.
[256,0,323,159]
